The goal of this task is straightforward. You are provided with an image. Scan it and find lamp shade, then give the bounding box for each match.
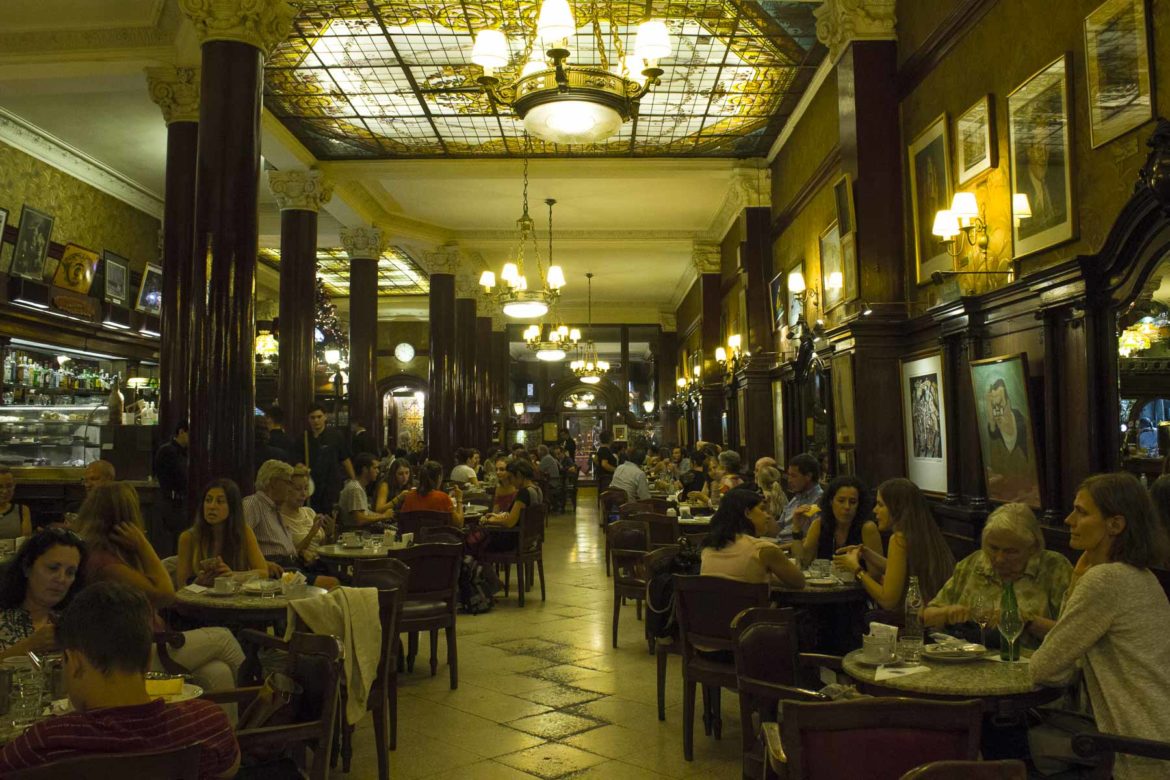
[634,19,671,60]
[471,29,509,69]
[324,349,341,365]
[501,262,519,284]
[546,264,566,288]
[513,402,525,415]
[693,365,701,377]
[931,209,960,239]
[479,270,496,289]
[950,192,979,222]
[643,399,656,413]
[569,328,581,342]
[676,377,686,388]
[536,0,575,42]
[787,270,806,293]
[714,346,727,362]
[1012,193,1033,219]
[727,333,741,351]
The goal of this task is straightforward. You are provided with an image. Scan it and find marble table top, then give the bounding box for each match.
[842,648,1046,698]
[174,584,326,612]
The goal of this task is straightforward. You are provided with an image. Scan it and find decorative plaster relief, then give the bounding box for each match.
[267,169,333,213]
[420,244,462,276]
[691,241,721,275]
[145,66,201,125]
[340,225,384,261]
[814,0,897,63]
[178,0,296,56]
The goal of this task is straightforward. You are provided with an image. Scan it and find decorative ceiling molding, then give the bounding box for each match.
[267,168,333,212]
[455,273,480,300]
[145,65,201,125]
[707,164,771,241]
[0,107,163,218]
[814,0,897,64]
[457,228,700,244]
[659,311,678,332]
[178,0,297,56]
[0,0,181,64]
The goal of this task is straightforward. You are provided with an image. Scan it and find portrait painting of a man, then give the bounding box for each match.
[970,355,1042,508]
[10,206,54,282]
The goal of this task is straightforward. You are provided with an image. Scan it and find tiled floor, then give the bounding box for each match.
[344,489,745,778]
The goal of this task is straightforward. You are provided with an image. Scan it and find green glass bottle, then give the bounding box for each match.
[998,580,1022,661]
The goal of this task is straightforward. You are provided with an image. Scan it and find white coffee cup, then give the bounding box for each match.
[213,576,233,594]
[400,532,414,547]
[680,505,692,519]
[667,508,677,517]
[383,530,397,546]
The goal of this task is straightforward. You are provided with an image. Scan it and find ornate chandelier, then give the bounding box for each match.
[470,0,672,145]
[570,272,609,384]
[524,318,579,362]
[479,160,565,319]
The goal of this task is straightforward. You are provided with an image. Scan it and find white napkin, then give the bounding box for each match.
[869,622,899,643]
[181,584,208,594]
[874,664,930,681]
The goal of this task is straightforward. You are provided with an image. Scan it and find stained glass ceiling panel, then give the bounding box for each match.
[259,247,430,296]
[265,1,825,159]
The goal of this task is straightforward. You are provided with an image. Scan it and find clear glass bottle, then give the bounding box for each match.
[999,580,1022,661]
[904,575,924,640]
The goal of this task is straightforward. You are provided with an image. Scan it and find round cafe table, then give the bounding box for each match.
[771,577,866,606]
[842,649,1061,715]
[172,585,327,628]
[316,543,392,560]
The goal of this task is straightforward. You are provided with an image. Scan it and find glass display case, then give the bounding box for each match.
[0,404,108,468]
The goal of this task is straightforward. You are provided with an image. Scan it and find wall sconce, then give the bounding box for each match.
[642,399,655,414]
[512,402,525,416]
[786,271,821,336]
[932,192,989,259]
[716,333,747,373]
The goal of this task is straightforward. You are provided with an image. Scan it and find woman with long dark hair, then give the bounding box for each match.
[491,457,518,512]
[374,457,413,513]
[701,488,803,588]
[0,528,86,658]
[834,478,955,609]
[176,479,268,586]
[798,475,881,568]
[391,460,464,526]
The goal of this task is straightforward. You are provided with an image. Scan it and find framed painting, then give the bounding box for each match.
[1009,54,1075,259]
[841,233,859,303]
[1084,0,1154,148]
[831,352,855,445]
[785,259,804,330]
[612,424,628,443]
[819,221,844,312]
[956,95,996,184]
[900,354,949,495]
[909,115,953,285]
[102,251,129,305]
[833,174,855,237]
[969,353,1042,508]
[51,243,99,295]
[10,206,54,282]
[135,262,163,315]
[768,271,786,332]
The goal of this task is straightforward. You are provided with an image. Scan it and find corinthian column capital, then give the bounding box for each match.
[267,169,333,212]
[178,0,297,57]
[145,66,201,125]
[340,226,385,261]
[814,0,897,63]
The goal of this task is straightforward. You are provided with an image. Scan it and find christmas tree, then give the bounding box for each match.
[314,278,348,362]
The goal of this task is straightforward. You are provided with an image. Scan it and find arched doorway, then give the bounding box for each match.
[379,374,427,454]
[550,377,625,480]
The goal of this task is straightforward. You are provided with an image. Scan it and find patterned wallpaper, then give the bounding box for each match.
[0,140,160,278]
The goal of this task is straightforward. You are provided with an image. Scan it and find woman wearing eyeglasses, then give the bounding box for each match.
[0,528,86,659]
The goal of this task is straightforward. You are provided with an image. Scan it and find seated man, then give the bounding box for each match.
[610,448,651,501]
[338,452,394,529]
[0,582,239,778]
[244,459,339,588]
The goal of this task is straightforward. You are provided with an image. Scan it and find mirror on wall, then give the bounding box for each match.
[1118,254,1170,482]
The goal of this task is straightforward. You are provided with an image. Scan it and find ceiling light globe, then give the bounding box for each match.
[581,375,600,385]
[634,19,672,60]
[523,100,623,144]
[536,348,566,361]
[471,29,509,69]
[504,300,549,319]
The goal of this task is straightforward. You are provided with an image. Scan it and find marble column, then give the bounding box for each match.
[268,169,332,442]
[341,226,382,440]
[425,248,460,469]
[145,66,200,439]
[180,0,295,500]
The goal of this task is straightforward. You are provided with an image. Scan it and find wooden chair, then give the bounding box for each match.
[384,542,462,689]
[563,468,579,511]
[395,510,453,535]
[1073,729,1170,779]
[673,575,770,761]
[330,558,409,780]
[900,759,1027,779]
[619,498,671,516]
[206,632,344,780]
[732,607,831,779]
[761,697,983,780]
[8,744,202,780]
[631,512,681,549]
[599,487,627,528]
[645,545,682,718]
[608,519,650,649]
[481,503,547,607]
[596,470,614,514]
[153,631,191,676]
[418,525,466,544]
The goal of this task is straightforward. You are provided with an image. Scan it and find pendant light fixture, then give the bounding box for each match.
[570,272,609,384]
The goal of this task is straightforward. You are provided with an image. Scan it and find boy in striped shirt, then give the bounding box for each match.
[0,582,239,778]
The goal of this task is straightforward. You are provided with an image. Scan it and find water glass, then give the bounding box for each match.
[896,637,924,664]
[811,559,832,578]
[861,634,895,665]
[4,659,43,726]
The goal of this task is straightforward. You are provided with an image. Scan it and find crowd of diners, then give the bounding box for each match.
[0,412,1166,775]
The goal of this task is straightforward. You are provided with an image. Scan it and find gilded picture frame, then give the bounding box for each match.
[102,252,129,305]
[908,115,953,285]
[969,353,1043,509]
[135,262,163,315]
[831,352,855,446]
[819,220,845,313]
[768,271,786,333]
[832,173,855,237]
[956,95,997,185]
[1084,0,1154,148]
[900,353,949,496]
[1009,54,1076,259]
[51,243,100,295]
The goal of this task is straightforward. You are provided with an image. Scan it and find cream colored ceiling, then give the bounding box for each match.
[0,0,782,323]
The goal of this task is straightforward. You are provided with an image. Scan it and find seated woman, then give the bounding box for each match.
[475,459,542,553]
[1030,473,1170,780]
[923,502,1070,648]
[833,477,955,611]
[0,528,85,659]
[491,457,518,512]
[758,465,788,528]
[0,466,32,539]
[75,483,245,693]
[686,456,722,507]
[450,448,480,486]
[373,457,413,514]
[701,488,803,588]
[391,460,464,527]
[798,475,882,569]
[280,465,332,564]
[716,450,744,493]
[176,479,269,587]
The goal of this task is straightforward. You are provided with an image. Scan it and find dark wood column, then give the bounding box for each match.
[268,170,331,442]
[657,329,680,443]
[476,315,492,450]
[699,270,724,443]
[146,67,200,439]
[491,328,509,447]
[743,207,773,353]
[427,266,457,468]
[341,226,381,438]
[454,294,477,452]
